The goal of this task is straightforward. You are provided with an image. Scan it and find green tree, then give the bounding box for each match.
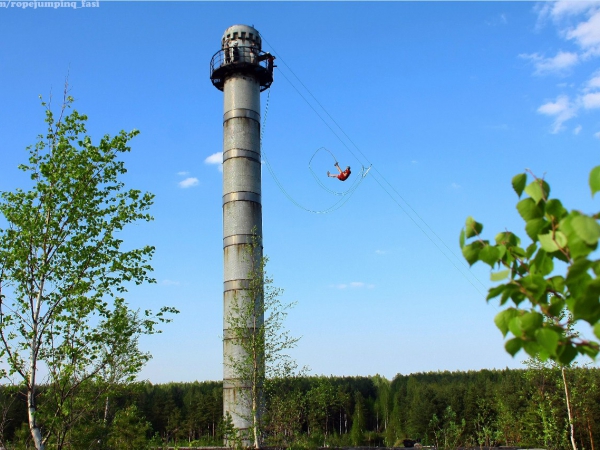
[372,374,391,434]
[306,377,336,445]
[429,406,465,450]
[350,391,366,446]
[107,405,151,450]
[521,356,567,450]
[264,388,305,448]
[460,167,600,365]
[0,94,176,450]
[224,236,304,448]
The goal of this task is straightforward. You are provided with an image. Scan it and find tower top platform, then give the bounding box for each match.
[210,24,274,92]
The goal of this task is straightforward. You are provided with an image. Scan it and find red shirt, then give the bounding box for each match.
[337,168,351,181]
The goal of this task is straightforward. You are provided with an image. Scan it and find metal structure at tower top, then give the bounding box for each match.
[210,24,274,443]
[210,24,274,92]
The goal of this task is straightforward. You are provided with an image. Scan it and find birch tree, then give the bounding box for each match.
[224,236,304,449]
[461,167,600,364]
[0,93,176,450]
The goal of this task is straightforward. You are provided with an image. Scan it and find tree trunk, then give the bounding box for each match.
[28,288,45,450]
[562,367,577,450]
[27,374,44,450]
[587,416,595,450]
[104,396,109,423]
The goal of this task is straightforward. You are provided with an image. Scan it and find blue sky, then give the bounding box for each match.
[1,1,599,383]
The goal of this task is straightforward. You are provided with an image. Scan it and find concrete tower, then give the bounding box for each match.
[209,24,274,440]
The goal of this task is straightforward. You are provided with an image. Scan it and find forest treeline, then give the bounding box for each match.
[0,367,598,449]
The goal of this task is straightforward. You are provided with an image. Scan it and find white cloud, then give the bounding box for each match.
[205,152,224,172]
[595,131,600,139]
[566,10,600,55]
[177,171,189,176]
[520,51,579,75]
[162,279,181,286]
[531,3,600,133]
[582,92,600,109]
[538,95,570,115]
[178,177,199,188]
[375,249,387,255]
[450,182,461,189]
[547,1,598,19]
[537,95,577,132]
[587,73,600,89]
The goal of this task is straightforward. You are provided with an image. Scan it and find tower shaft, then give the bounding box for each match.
[210,24,274,444]
[222,72,262,435]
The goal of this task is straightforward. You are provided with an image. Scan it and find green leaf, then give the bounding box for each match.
[560,212,596,259]
[462,241,484,266]
[520,312,543,332]
[525,179,550,204]
[519,274,548,301]
[505,338,522,356]
[525,218,550,242]
[557,343,578,365]
[479,245,500,267]
[517,198,544,221]
[531,249,553,276]
[566,258,592,284]
[548,275,565,294]
[491,270,510,282]
[465,216,483,238]
[459,228,466,248]
[536,328,560,354]
[494,308,520,337]
[545,199,567,221]
[594,323,600,340]
[508,316,523,337]
[569,279,600,323]
[525,242,538,259]
[512,173,527,198]
[571,215,600,245]
[494,244,506,261]
[538,231,567,253]
[590,165,600,197]
[579,343,599,359]
[487,283,506,300]
[495,231,519,247]
[547,296,566,317]
[523,340,541,358]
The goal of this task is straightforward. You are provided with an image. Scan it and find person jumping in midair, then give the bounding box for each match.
[327,162,351,181]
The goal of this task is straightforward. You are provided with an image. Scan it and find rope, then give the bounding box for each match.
[259,32,488,296]
[260,89,370,214]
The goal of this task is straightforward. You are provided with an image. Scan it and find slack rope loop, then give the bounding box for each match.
[308,147,368,197]
[260,90,371,214]
[258,34,488,296]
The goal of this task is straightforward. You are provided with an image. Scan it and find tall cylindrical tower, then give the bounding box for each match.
[210,24,274,441]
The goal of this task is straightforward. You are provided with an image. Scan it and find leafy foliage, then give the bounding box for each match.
[460,168,600,365]
[0,93,176,449]
[1,370,599,449]
[224,235,305,448]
